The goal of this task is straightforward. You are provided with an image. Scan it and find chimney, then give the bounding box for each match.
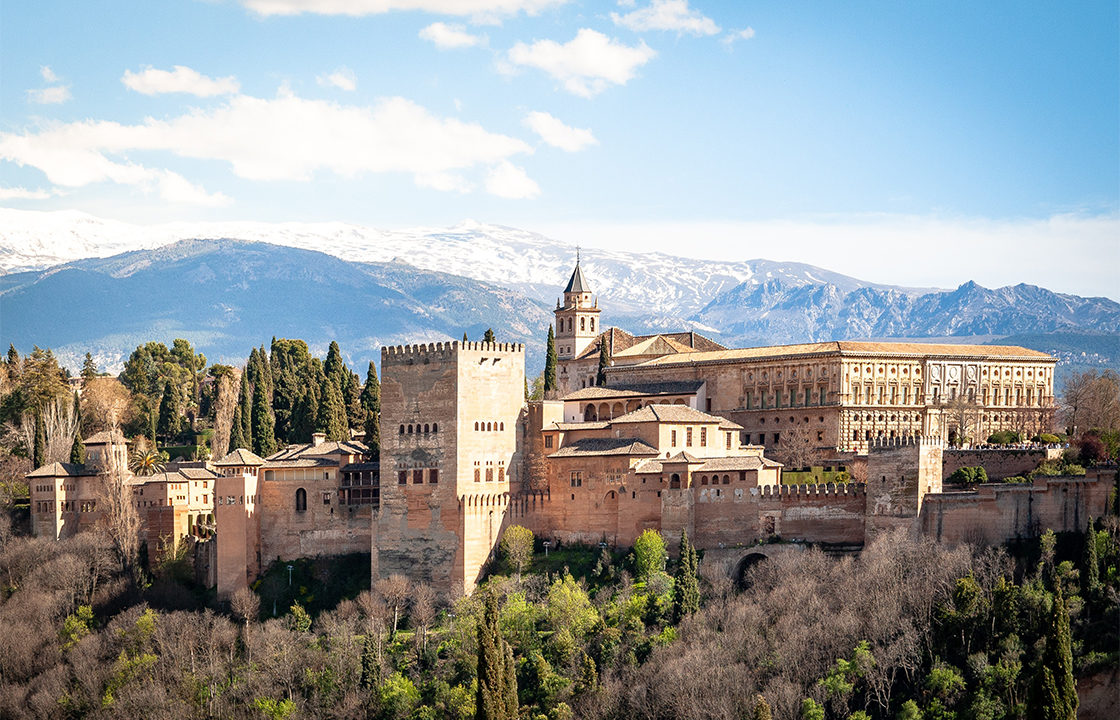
[311,432,327,447]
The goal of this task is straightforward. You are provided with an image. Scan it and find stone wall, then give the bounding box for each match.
[919,468,1117,545]
[942,447,1062,481]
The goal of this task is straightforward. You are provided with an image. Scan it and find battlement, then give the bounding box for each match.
[869,435,942,451]
[762,482,867,498]
[381,340,525,364]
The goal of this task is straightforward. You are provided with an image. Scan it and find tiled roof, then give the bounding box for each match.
[633,459,664,474]
[610,404,730,425]
[84,429,129,445]
[214,448,266,466]
[573,327,726,360]
[26,461,95,478]
[612,335,697,358]
[561,380,705,401]
[564,263,592,293]
[663,451,702,464]
[261,458,338,469]
[719,418,744,430]
[545,421,611,431]
[695,456,777,472]
[267,439,367,462]
[625,341,1054,368]
[548,437,658,458]
[140,467,220,484]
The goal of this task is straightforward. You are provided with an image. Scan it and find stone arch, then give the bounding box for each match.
[670,473,681,489]
[734,553,768,589]
[598,403,610,420]
[295,488,307,512]
[611,402,623,418]
[584,404,597,421]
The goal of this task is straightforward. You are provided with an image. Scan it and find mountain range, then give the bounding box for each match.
[1,209,1117,383]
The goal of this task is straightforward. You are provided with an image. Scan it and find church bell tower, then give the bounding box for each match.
[554,255,601,360]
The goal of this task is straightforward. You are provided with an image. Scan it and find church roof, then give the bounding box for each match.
[564,262,592,294]
[214,448,266,466]
[612,335,698,358]
[573,327,726,360]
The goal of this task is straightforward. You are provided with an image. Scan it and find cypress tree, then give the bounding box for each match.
[1083,519,1100,596]
[157,380,181,440]
[317,377,347,441]
[543,326,557,393]
[360,362,380,457]
[230,371,251,450]
[252,380,277,456]
[751,694,773,720]
[32,408,45,469]
[324,341,345,389]
[1029,583,1077,720]
[595,340,610,386]
[672,530,701,623]
[69,391,85,464]
[292,383,320,443]
[476,592,518,720]
[463,332,469,343]
[344,370,363,429]
[483,328,496,343]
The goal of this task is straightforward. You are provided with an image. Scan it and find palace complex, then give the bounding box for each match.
[27,261,1114,600]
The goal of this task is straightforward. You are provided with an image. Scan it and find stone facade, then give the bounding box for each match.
[373,341,525,596]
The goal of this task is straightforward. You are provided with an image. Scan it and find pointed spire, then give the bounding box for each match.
[564,250,591,294]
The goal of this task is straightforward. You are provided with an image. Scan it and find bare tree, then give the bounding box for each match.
[374,573,412,638]
[773,423,816,470]
[80,377,135,435]
[97,424,141,581]
[1061,370,1120,438]
[211,368,239,460]
[411,582,437,657]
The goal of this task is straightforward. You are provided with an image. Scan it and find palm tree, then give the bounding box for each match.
[129,448,165,476]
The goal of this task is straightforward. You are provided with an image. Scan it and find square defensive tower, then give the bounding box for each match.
[374,340,525,595]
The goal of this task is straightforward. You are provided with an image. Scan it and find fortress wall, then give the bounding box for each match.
[259,470,371,567]
[920,470,1116,545]
[759,483,868,544]
[942,447,1062,481]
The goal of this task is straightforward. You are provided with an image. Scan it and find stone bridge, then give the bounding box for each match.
[702,542,863,588]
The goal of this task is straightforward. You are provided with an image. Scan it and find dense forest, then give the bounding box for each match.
[0,517,1117,720]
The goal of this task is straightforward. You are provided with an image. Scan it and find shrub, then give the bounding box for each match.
[948,466,988,484]
[986,430,1021,445]
[1003,476,1030,484]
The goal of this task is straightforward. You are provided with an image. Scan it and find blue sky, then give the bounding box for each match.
[2,1,1117,297]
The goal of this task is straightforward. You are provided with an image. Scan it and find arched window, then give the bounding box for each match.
[591,318,595,331]
[670,474,681,489]
[723,475,730,485]
[295,488,307,512]
[399,425,405,435]
[432,423,438,433]
[408,424,413,434]
[580,317,586,331]
[499,422,504,431]
[475,421,480,431]
[700,475,708,485]
[486,422,492,431]
[424,424,430,433]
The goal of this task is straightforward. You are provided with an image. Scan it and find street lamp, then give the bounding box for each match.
[543,540,551,558]
[287,565,293,586]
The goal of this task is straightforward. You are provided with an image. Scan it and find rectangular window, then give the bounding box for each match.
[817,430,824,442]
[671,430,677,446]
[486,467,494,482]
[474,468,481,482]
[820,387,826,404]
[429,469,438,484]
[544,435,554,449]
[323,491,331,504]
[570,471,582,487]
[725,432,732,450]
[498,466,505,482]
[686,427,693,446]
[700,427,707,447]
[413,469,423,484]
[773,432,780,445]
[398,470,407,485]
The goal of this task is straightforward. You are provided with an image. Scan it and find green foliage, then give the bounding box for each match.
[483,328,496,343]
[1032,459,1086,477]
[317,375,347,441]
[500,525,534,580]
[800,698,825,720]
[379,672,421,720]
[633,529,666,583]
[59,605,94,650]
[545,573,598,640]
[32,408,45,469]
[986,430,1021,445]
[288,602,312,633]
[897,699,923,720]
[947,466,988,484]
[1028,583,1077,719]
[361,361,380,457]
[476,592,518,720]
[230,370,251,451]
[81,352,99,380]
[252,379,277,456]
[671,531,700,623]
[750,694,773,720]
[1001,475,1030,484]
[543,326,557,393]
[69,391,85,464]
[253,697,297,720]
[925,663,966,704]
[595,341,609,386]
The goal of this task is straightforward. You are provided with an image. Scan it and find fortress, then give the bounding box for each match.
[27,262,1117,599]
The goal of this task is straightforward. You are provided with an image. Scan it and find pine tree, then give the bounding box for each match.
[476,592,518,720]
[595,340,610,386]
[543,326,558,393]
[1029,583,1077,720]
[484,328,496,343]
[252,380,277,456]
[317,377,347,441]
[672,530,701,623]
[157,380,182,441]
[32,408,45,469]
[360,362,380,457]
[69,391,85,464]
[6,344,19,368]
[80,352,98,380]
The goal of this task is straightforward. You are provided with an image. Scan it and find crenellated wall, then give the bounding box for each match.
[942,447,1062,481]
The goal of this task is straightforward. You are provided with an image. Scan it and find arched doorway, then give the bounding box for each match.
[734,553,768,589]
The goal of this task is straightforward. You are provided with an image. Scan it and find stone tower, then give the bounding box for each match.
[374,341,525,596]
[554,258,601,360]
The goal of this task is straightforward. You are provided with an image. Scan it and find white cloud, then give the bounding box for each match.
[240,0,566,18]
[721,27,755,46]
[40,66,60,83]
[317,67,357,91]
[524,111,597,152]
[611,0,720,36]
[122,66,240,97]
[419,22,485,49]
[506,29,656,98]
[0,91,535,203]
[485,160,540,198]
[28,86,72,105]
[0,186,55,201]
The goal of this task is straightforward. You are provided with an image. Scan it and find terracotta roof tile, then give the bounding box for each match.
[548,437,659,458]
[214,448,266,466]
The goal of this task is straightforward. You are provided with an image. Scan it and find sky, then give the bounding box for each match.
[1,1,1118,298]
